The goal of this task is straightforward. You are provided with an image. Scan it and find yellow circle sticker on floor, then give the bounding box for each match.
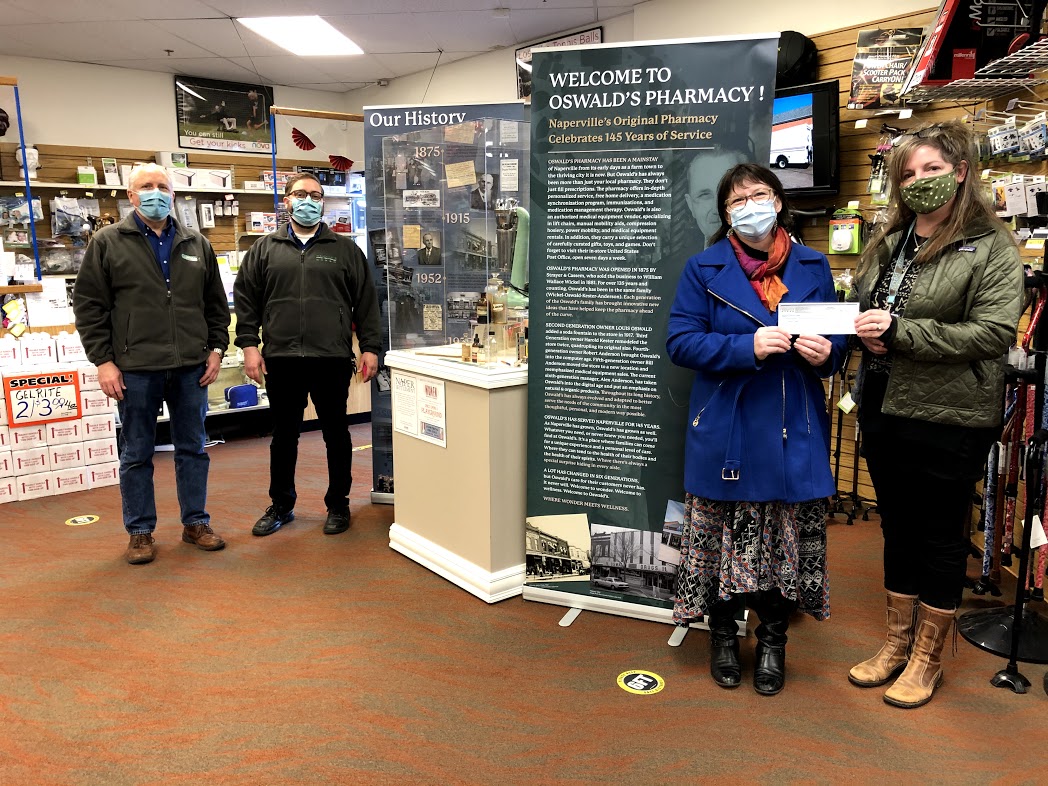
[65,515,99,526]
[617,670,665,695]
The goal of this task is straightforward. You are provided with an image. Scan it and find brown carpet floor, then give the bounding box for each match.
[2,425,1047,785]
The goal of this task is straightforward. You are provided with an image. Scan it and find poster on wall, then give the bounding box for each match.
[515,27,602,103]
[524,34,778,622]
[174,76,274,154]
[846,28,924,110]
[362,101,525,502]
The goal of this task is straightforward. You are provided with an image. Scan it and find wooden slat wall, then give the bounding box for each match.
[797,8,949,510]
[0,143,370,416]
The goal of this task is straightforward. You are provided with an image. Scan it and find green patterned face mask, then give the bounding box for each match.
[900,171,959,214]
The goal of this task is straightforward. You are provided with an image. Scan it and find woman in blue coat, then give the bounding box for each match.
[667,163,848,695]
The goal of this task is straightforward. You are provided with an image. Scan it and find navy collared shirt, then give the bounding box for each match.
[133,211,175,286]
[287,221,323,250]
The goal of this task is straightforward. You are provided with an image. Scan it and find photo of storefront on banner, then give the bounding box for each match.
[524,34,779,624]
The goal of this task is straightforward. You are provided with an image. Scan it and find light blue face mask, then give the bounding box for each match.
[136,189,172,221]
[290,197,323,227]
[729,199,778,242]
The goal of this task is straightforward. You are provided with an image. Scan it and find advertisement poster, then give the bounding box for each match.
[392,370,447,448]
[523,35,778,621]
[847,28,924,110]
[363,101,524,500]
[174,76,274,153]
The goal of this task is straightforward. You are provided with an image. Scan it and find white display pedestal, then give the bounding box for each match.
[385,347,528,603]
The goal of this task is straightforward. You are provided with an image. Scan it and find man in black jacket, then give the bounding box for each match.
[74,163,230,565]
[234,174,381,537]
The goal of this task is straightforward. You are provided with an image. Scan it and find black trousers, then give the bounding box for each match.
[863,440,973,610]
[264,356,354,514]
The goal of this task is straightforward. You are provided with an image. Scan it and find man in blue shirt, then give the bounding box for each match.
[74,163,230,565]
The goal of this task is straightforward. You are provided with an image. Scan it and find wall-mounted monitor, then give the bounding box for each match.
[770,78,840,199]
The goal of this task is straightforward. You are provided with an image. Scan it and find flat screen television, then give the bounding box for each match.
[770,78,840,198]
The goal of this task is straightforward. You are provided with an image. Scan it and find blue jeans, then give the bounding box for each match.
[117,364,210,535]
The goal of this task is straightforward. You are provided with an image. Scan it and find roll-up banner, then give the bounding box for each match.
[524,35,778,622]
[362,102,525,503]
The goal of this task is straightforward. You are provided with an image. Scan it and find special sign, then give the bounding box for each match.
[4,371,81,427]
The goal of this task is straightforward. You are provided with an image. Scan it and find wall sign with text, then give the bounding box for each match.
[4,370,81,426]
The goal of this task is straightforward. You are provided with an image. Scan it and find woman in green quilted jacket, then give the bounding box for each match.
[849,120,1023,709]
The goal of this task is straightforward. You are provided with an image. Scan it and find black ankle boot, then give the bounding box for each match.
[708,602,742,689]
[753,616,790,695]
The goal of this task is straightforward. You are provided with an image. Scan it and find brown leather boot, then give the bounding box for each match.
[182,524,226,551]
[883,602,954,708]
[849,591,918,687]
[126,533,157,564]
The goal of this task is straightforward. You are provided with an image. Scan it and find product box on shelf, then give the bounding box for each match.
[12,446,50,475]
[9,423,47,449]
[17,470,53,500]
[49,443,84,471]
[205,169,233,188]
[0,425,10,450]
[77,365,101,391]
[80,389,116,416]
[19,333,57,366]
[52,467,89,495]
[55,333,87,364]
[87,461,120,488]
[0,403,7,426]
[81,413,116,439]
[0,477,17,503]
[46,419,82,445]
[0,336,20,367]
[83,438,117,465]
[0,450,11,477]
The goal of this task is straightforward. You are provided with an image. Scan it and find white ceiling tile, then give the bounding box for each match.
[229,55,395,85]
[283,82,354,93]
[323,14,440,54]
[164,59,267,83]
[509,9,602,42]
[0,0,223,21]
[150,19,284,58]
[370,52,456,76]
[417,12,516,51]
[1,21,215,61]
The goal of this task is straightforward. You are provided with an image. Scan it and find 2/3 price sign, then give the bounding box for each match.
[4,370,81,427]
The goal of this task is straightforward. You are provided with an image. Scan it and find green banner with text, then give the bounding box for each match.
[524,35,778,616]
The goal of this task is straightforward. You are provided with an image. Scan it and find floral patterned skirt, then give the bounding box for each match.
[672,493,829,623]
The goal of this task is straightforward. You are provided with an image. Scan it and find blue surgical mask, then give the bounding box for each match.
[290,197,323,227]
[730,200,778,242]
[136,189,172,222]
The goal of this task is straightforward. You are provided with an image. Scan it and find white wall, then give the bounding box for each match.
[0,54,352,165]
[632,0,934,39]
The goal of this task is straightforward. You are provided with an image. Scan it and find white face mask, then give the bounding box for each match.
[730,200,778,242]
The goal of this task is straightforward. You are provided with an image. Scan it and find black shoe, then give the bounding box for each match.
[323,509,350,535]
[707,600,743,689]
[252,505,294,536]
[753,617,789,696]
[710,634,742,688]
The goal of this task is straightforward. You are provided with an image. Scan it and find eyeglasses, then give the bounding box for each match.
[726,189,773,210]
[892,124,947,146]
[289,190,324,202]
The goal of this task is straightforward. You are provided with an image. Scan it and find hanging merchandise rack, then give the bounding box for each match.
[958,263,1048,694]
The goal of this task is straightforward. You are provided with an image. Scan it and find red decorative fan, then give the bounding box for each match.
[328,155,353,171]
[291,127,316,151]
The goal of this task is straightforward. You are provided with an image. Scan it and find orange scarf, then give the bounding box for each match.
[728,226,791,312]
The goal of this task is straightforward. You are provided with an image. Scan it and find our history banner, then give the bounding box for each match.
[524,35,778,621]
[362,101,524,502]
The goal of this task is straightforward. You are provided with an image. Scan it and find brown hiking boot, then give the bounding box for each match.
[182,523,226,551]
[126,533,157,564]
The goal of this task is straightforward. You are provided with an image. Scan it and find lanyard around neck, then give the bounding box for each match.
[886,222,918,307]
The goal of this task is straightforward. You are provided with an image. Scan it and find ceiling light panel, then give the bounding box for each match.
[237,16,364,56]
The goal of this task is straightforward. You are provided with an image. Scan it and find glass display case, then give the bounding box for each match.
[380,119,530,364]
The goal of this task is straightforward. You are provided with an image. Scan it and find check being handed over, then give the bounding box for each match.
[776,302,860,335]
